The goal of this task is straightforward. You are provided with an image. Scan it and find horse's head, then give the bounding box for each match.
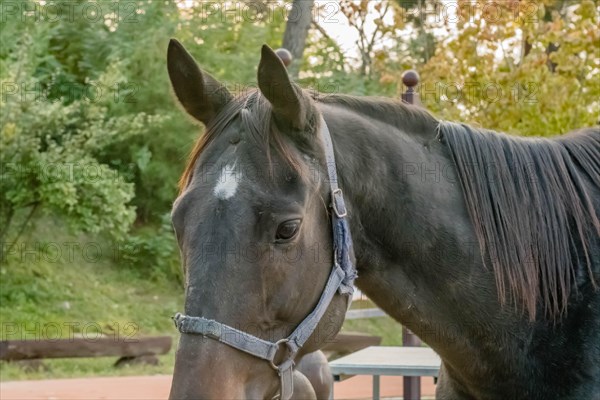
[167,40,352,399]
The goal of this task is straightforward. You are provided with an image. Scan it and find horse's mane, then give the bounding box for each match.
[322,92,600,319]
[317,93,439,133]
[439,122,600,320]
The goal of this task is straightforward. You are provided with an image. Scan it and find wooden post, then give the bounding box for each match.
[275,48,293,69]
[401,70,422,107]
[401,69,423,400]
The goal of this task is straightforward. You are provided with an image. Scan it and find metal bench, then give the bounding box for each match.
[329,346,441,400]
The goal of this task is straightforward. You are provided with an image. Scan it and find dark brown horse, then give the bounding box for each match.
[167,39,600,399]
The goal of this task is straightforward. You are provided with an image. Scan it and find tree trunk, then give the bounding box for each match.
[282,0,315,78]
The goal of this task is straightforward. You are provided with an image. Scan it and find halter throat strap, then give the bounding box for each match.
[172,115,356,400]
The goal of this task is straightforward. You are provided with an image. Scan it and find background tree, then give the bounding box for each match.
[335,0,438,96]
[339,0,403,78]
[282,0,315,77]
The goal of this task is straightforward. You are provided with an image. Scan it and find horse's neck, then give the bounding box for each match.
[321,104,600,398]
[323,103,505,344]
[323,104,462,267]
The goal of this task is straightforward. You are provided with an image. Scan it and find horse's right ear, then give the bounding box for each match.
[167,39,232,126]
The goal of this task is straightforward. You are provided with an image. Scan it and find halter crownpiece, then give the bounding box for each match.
[172,115,357,400]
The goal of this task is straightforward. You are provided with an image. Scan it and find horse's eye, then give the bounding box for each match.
[275,219,302,242]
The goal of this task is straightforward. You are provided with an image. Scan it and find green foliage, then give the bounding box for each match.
[0,217,183,335]
[0,0,294,231]
[0,216,182,379]
[420,0,599,135]
[175,1,288,84]
[117,214,182,283]
[0,0,295,275]
[0,80,140,244]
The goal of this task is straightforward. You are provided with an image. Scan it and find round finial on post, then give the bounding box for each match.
[401,70,422,107]
[402,70,420,88]
[275,48,293,68]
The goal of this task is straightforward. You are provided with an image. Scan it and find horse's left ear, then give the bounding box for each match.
[258,45,311,131]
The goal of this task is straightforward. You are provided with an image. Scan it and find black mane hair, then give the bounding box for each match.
[439,122,600,319]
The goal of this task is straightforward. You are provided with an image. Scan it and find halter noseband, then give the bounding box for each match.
[172,115,357,399]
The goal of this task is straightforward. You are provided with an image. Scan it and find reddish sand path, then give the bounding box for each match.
[1,375,436,399]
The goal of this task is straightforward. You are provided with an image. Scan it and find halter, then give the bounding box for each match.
[172,115,357,399]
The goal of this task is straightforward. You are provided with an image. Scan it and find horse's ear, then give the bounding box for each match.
[167,39,232,126]
[258,44,309,131]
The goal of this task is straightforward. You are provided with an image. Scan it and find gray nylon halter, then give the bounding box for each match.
[173,115,357,399]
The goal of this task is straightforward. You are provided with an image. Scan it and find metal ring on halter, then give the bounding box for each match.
[269,338,292,370]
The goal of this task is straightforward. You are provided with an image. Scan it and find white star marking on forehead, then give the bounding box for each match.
[213,162,239,200]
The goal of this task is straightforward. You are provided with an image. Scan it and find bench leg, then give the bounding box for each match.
[403,376,421,400]
[373,375,380,400]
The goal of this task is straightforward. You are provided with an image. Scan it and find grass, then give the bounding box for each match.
[0,219,404,381]
[0,356,174,381]
[0,218,183,381]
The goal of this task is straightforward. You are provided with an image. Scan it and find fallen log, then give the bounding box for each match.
[0,336,172,361]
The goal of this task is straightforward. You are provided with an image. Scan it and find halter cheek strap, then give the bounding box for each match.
[172,115,357,400]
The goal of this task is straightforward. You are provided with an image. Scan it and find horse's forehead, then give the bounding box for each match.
[204,139,273,184]
[183,142,283,210]
[172,152,251,236]
[175,113,319,222]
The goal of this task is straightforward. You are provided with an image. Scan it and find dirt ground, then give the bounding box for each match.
[1,375,436,399]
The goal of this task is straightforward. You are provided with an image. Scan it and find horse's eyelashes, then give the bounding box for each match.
[275,219,302,242]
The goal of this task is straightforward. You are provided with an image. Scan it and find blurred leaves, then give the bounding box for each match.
[0,79,141,242]
[0,0,288,276]
[420,0,599,135]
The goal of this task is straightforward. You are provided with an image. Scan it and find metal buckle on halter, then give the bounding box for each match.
[331,188,348,218]
[269,338,292,370]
